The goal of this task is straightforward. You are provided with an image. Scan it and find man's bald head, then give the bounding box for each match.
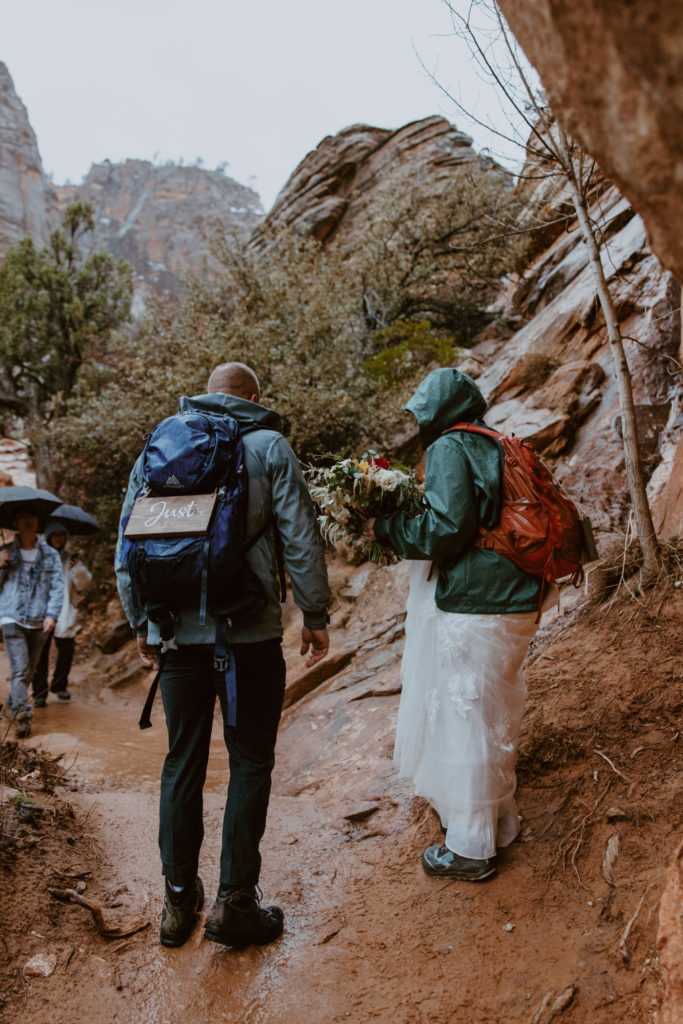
[207,362,261,403]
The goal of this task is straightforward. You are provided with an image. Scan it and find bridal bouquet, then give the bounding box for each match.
[307,452,424,564]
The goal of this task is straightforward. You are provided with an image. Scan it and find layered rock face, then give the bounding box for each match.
[497,0,683,284]
[253,116,482,247]
[457,185,680,536]
[0,63,262,296]
[56,160,262,296]
[0,63,56,255]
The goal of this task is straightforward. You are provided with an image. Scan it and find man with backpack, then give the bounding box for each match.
[365,368,579,882]
[116,361,331,949]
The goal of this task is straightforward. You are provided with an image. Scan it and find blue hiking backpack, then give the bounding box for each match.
[124,409,267,627]
[122,408,285,729]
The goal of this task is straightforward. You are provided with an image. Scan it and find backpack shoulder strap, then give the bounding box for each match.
[442,422,504,441]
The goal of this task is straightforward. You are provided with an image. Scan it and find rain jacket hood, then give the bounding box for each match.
[406,369,487,447]
[178,393,283,432]
[44,521,70,547]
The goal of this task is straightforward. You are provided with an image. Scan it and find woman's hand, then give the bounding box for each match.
[363,518,377,542]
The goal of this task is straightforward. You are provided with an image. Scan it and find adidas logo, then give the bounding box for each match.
[165,475,182,489]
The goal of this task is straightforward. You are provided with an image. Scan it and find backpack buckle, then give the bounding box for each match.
[213,654,228,672]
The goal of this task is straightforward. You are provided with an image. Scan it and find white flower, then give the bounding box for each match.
[371,468,403,492]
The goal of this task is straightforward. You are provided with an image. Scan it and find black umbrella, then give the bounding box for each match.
[0,485,62,531]
[48,503,101,537]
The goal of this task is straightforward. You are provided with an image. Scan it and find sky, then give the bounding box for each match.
[3,0,525,211]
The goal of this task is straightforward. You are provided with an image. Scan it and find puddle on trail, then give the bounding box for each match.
[13,690,232,794]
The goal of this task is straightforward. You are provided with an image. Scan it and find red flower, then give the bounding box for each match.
[369,457,390,469]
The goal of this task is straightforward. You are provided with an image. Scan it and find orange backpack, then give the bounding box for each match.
[446,423,586,592]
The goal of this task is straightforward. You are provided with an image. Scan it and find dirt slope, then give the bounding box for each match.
[0,560,681,1023]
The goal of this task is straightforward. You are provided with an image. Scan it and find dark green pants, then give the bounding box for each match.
[158,639,286,889]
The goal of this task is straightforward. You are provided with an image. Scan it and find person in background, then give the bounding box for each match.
[0,507,64,738]
[32,520,92,706]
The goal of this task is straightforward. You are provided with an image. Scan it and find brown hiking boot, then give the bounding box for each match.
[159,876,204,948]
[204,885,283,947]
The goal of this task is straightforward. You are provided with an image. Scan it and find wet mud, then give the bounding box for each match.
[1,566,681,1023]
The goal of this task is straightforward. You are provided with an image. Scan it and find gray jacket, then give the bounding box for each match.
[115,392,331,645]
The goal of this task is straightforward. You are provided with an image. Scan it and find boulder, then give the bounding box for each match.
[253,116,483,250]
[487,360,605,456]
[96,618,133,655]
[497,0,683,283]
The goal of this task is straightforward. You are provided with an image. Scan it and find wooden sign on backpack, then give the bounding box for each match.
[124,492,217,539]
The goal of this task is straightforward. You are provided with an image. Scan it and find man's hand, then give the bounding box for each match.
[137,636,159,669]
[363,518,377,542]
[0,549,10,568]
[300,627,330,668]
[42,617,56,633]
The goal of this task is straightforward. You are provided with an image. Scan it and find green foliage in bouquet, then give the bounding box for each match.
[307,452,424,565]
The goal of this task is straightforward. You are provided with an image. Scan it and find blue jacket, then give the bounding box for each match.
[0,537,65,627]
[116,392,331,645]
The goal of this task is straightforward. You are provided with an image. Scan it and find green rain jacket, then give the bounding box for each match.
[375,368,541,615]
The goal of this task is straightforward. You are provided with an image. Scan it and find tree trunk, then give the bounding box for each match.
[27,416,56,493]
[568,180,661,577]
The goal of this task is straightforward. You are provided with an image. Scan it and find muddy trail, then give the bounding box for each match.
[1,558,681,1024]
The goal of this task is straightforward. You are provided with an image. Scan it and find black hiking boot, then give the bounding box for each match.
[204,885,284,947]
[422,844,497,881]
[159,876,204,948]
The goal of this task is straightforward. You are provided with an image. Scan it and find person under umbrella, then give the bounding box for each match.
[0,503,64,738]
[48,504,100,537]
[32,520,92,705]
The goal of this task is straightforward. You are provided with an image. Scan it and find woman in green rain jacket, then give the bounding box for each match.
[367,368,543,881]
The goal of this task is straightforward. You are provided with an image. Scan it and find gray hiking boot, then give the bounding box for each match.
[159,876,204,948]
[204,885,284,947]
[14,713,31,740]
[422,844,497,881]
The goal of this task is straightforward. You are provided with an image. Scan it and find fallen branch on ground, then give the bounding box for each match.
[530,985,576,1024]
[48,887,149,939]
[602,832,621,887]
[619,885,648,964]
[594,748,632,783]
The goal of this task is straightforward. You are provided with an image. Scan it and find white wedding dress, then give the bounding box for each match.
[395,560,539,860]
